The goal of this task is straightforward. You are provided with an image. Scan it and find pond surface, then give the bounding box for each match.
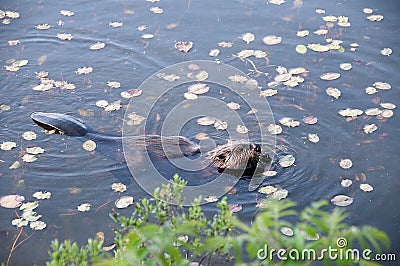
[0,0,399,265]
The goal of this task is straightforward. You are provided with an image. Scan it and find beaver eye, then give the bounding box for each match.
[218,154,225,160]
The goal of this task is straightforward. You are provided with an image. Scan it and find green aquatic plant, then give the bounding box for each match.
[46,175,390,266]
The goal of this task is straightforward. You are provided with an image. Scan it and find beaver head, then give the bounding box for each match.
[207,140,266,174]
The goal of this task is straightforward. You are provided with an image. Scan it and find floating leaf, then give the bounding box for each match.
[26,147,45,154]
[326,87,341,99]
[268,124,282,135]
[104,99,121,111]
[365,87,377,95]
[338,108,363,117]
[360,183,373,192]
[262,35,282,45]
[56,33,73,40]
[303,116,318,125]
[127,112,145,125]
[367,14,383,21]
[36,24,51,30]
[260,89,278,97]
[341,179,352,187]
[229,74,247,83]
[77,203,91,212]
[279,155,295,167]
[380,48,392,56]
[308,133,320,143]
[373,81,391,90]
[227,102,240,110]
[209,49,220,57]
[380,109,393,118]
[218,41,233,48]
[22,154,37,163]
[9,161,20,169]
[363,8,374,14]
[296,30,309,37]
[340,63,352,71]
[279,117,300,127]
[115,196,134,208]
[33,83,53,91]
[288,67,307,75]
[107,81,120,89]
[380,103,396,109]
[12,218,28,227]
[20,201,39,211]
[331,195,353,206]
[320,72,341,80]
[82,140,96,151]
[339,159,352,169]
[150,6,163,14]
[0,104,10,111]
[197,116,216,126]
[280,227,294,236]
[214,120,228,130]
[60,10,74,16]
[237,49,254,59]
[183,92,198,100]
[236,125,248,134]
[33,191,51,200]
[188,83,209,95]
[314,29,328,35]
[365,108,382,116]
[307,44,330,52]
[241,32,255,44]
[109,21,123,28]
[268,0,285,5]
[258,186,277,195]
[96,100,109,108]
[175,41,193,53]
[90,42,105,50]
[8,40,20,46]
[263,170,277,177]
[111,183,127,193]
[13,60,28,67]
[269,189,288,200]
[195,71,208,81]
[141,33,153,39]
[76,67,93,75]
[274,73,292,82]
[228,204,242,213]
[121,89,142,99]
[296,44,307,54]
[0,195,25,208]
[204,196,218,203]
[1,141,17,150]
[30,221,46,230]
[194,132,209,140]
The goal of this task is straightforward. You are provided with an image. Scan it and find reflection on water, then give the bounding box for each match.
[1,0,399,264]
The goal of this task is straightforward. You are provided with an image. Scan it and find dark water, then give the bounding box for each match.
[1,0,399,265]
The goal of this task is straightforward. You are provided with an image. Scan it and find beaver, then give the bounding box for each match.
[30,112,271,175]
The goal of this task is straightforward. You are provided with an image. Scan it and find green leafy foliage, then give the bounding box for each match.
[46,175,390,266]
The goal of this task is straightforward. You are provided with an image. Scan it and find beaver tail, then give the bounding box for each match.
[30,112,89,136]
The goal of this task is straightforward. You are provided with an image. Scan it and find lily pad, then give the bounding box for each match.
[82,140,96,151]
[228,204,242,213]
[227,102,240,110]
[26,147,45,155]
[373,81,391,90]
[0,194,25,208]
[1,141,17,150]
[188,83,209,95]
[339,159,352,169]
[22,154,37,163]
[22,131,37,140]
[331,195,353,207]
[320,72,341,81]
[360,183,373,192]
[380,103,396,109]
[241,32,255,44]
[258,186,277,195]
[111,183,127,193]
[115,196,134,209]
[33,191,51,199]
[341,179,352,187]
[268,124,282,135]
[77,203,91,212]
[30,221,46,230]
[263,35,282,45]
[175,41,193,53]
[279,154,295,167]
[279,117,300,127]
[326,87,341,99]
[303,116,318,125]
[197,116,216,126]
[260,89,278,97]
